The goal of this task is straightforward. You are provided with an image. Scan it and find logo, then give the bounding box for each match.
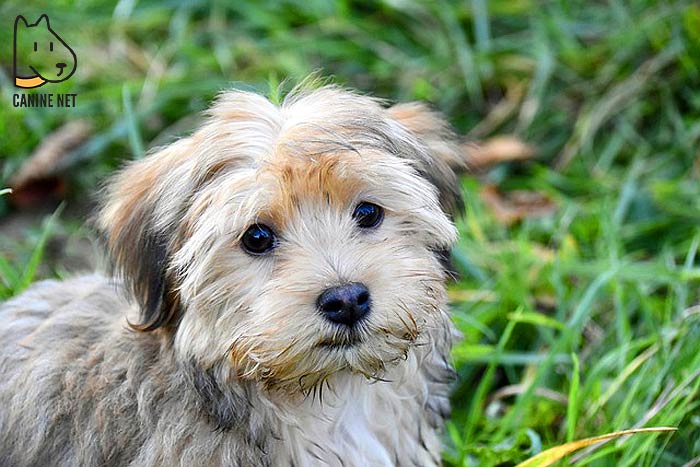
[13,14,76,89]
[11,14,78,109]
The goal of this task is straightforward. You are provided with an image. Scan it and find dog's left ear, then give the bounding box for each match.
[388,102,465,218]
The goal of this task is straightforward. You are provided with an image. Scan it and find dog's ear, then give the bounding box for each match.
[388,102,465,218]
[98,140,192,331]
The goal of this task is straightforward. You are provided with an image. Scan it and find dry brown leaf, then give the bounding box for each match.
[9,120,91,188]
[9,120,91,207]
[464,135,535,170]
[480,184,556,225]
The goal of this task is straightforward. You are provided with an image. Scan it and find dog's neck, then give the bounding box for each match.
[184,353,426,464]
[179,313,453,466]
[266,343,447,467]
[266,371,400,465]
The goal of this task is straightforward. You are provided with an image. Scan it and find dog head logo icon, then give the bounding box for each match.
[13,14,77,89]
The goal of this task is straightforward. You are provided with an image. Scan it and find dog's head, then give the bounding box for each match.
[100,85,464,392]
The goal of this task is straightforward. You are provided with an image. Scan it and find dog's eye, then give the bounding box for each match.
[241,224,276,255]
[353,202,384,229]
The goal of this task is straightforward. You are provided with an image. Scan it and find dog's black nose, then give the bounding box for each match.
[317,283,371,326]
[56,62,66,68]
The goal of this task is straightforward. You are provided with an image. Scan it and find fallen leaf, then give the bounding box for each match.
[480,184,556,225]
[9,120,91,208]
[464,135,535,170]
[515,427,677,467]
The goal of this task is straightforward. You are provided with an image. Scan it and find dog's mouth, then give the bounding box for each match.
[317,331,363,350]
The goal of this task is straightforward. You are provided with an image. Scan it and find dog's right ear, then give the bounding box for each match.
[387,102,466,219]
[98,139,193,331]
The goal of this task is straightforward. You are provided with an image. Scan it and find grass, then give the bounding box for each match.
[1,0,699,465]
[0,203,64,300]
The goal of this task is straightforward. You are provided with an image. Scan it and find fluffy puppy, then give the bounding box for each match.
[0,84,464,466]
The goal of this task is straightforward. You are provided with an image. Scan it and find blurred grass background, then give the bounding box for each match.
[1,0,700,465]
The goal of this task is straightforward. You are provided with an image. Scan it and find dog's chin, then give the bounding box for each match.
[316,328,364,350]
[236,334,413,394]
[315,331,414,379]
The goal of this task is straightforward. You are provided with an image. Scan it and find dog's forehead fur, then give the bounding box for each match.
[180,86,454,238]
[198,86,409,171]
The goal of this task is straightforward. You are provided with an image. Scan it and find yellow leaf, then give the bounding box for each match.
[515,427,677,467]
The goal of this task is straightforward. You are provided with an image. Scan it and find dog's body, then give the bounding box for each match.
[0,84,463,466]
[0,275,452,466]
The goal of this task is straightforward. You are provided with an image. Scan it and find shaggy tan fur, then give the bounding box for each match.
[0,83,464,466]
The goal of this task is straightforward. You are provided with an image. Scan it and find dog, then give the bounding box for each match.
[0,83,465,466]
[13,14,77,89]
